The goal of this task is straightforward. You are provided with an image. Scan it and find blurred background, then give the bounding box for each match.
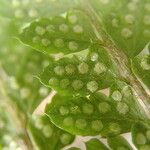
[0,0,77,149]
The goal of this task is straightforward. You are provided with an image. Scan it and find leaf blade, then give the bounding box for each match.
[107,135,133,150]
[45,92,145,136]
[132,122,150,150]
[20,10,96,55]
[85,138,110,150]
[39,44,117,96]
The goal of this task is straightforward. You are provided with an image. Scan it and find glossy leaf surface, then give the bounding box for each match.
[40,44,117,96]
[20,10,96,55]
[45,92,146,136]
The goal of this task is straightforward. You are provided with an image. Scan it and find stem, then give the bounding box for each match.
[80,0,150,117]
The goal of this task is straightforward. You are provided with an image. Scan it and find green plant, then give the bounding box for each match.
[0,0,150,150]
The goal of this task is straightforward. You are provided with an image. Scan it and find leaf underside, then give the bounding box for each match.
[45,91,146,137]
[40,44,117,96]
[132,122,150,150]
[20,10,96,55]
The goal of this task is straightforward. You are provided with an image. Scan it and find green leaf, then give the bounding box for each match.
[132,122,150,150]
[107,135,133,150]
[28,114,75,150]
[20,9,96,55]
[45,92,145,136]
[40,44,117,96]
[90,0,150,57]
[131,48,150,89]
[85,138,110,150]
[109,80,147,120]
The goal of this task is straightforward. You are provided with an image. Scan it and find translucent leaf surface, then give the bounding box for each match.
[40,44,117,96]
[132,122,150,150]
[20,10,96,55]
[45,92,146,136]
[107,135,133,150]
[90,0,150,57]
[131,48,150,89]
[28,114,75,150]
[85,138,110,150]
